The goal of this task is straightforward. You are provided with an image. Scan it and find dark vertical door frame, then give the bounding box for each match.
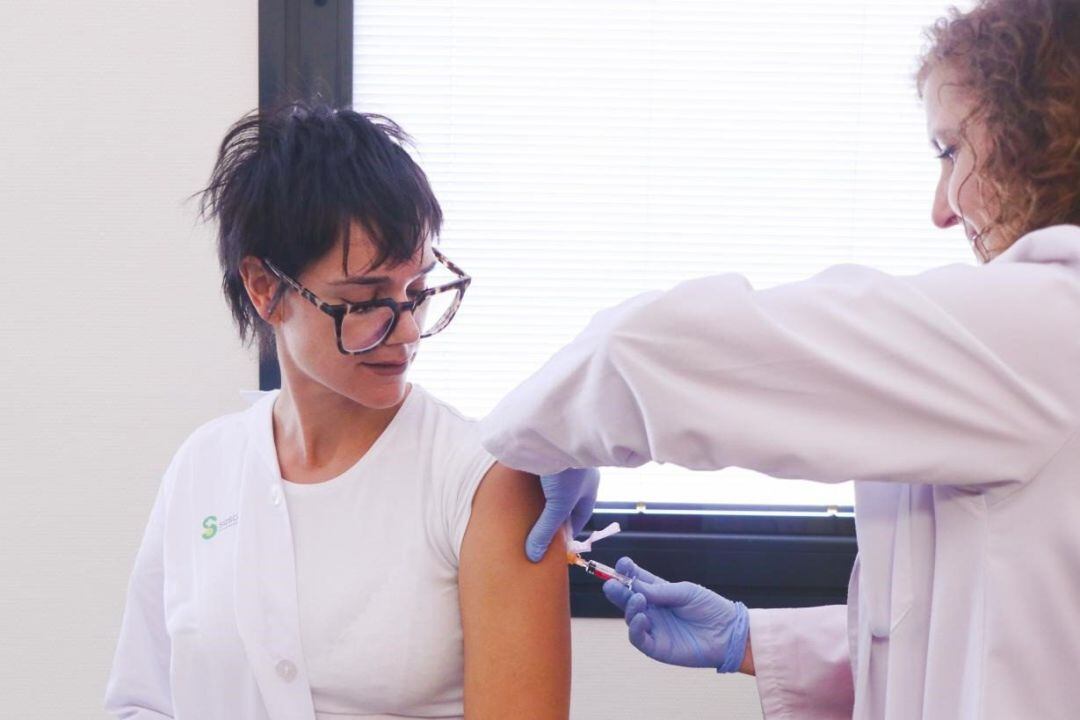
[257,0,353,390]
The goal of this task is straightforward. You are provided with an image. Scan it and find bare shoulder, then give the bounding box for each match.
[459,458,567,618]
[469,462,545,526]
[461,461,565,571]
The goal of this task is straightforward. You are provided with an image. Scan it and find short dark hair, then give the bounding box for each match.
[199,102,443,350]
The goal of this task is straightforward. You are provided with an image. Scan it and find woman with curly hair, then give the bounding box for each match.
[478,0,1080,717]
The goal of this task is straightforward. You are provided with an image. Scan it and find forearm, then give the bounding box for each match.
[739,630,755,676]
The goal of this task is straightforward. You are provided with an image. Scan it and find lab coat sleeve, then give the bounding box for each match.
[480,250,1078,484]
[749,605,854,720]
[104,459,177,719]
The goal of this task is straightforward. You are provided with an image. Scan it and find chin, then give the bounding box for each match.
[346,376,410,410]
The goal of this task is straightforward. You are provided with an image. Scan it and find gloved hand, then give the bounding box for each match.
[602,557,749,673]
[526,468,600,562]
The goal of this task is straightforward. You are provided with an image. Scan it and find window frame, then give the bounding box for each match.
[257,0,857,618]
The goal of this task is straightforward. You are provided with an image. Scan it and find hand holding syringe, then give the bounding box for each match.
[565,522,633,589]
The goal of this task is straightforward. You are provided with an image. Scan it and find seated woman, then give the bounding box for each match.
[104,103,571,720]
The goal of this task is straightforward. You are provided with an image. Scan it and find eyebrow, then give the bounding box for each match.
[328,260,438,287]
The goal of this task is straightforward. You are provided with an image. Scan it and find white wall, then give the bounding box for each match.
[0,3,763,718]
[573,619,763,719]
[0,1,258,715]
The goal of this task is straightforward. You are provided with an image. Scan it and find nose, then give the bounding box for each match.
[931,165,959,229]
[385,295,422,347]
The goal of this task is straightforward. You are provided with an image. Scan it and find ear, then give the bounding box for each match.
[239,256,283,324]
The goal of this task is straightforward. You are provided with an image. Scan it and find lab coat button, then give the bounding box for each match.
[270,486,283,506]
[275,659,297,682]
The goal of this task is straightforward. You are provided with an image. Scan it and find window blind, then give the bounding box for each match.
[353,0,974,508]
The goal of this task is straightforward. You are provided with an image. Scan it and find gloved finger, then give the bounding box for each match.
[602,578,632,611]
[635,579,698,608]
[615,556,666,585]
[628,612,655,657]
[624,592,647,626]
[567,469,600,536]
[525,504,567,563]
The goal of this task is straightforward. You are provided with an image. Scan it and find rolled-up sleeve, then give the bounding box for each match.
[750,605,854,720]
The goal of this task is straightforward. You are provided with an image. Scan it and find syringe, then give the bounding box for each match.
[568,552,634,589]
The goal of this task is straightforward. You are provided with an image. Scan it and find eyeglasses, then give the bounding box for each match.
[262,248,471,355]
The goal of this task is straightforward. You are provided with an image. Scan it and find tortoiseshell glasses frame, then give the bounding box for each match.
[261,248,471,355]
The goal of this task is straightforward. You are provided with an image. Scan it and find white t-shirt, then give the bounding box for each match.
[278,385,496,719]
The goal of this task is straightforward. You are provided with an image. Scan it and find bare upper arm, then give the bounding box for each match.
[458,462,571,720]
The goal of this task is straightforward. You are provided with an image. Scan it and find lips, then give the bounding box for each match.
[362,358,409,367]
[359,354,413,376]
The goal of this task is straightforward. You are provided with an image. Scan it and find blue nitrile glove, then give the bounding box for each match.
[526,468,600,562]
[602,557,749,673]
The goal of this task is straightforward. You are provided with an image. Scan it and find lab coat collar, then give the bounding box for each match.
[995,224,1080,268]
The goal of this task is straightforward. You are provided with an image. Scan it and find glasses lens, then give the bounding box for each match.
[414,287,461,337]
[340,306,396,353]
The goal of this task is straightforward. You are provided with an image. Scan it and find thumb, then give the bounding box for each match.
[568,484,598,536]
[525,504,565,563]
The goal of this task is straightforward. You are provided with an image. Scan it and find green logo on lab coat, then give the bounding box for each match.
[201,516,218,540]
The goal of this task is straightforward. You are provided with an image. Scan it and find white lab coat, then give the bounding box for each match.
[105,409,320,720]
[106,386,490,720]
[479,225,1080,719]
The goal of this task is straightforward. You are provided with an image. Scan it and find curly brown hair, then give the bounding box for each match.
[916,0,1080,253]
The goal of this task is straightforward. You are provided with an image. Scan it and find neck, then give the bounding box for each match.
[271,360,406,483]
